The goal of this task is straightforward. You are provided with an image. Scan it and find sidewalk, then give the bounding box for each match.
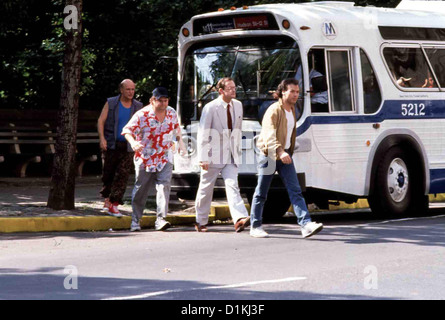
[0,176,235,233]
[2,176,445,233]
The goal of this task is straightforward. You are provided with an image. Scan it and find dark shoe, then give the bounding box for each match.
[235,217,250,233]
[195,223,208,232]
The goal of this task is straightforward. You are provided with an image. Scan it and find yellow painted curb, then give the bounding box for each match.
[0,214,199,233]
[328,199,370,211]
[0,204,247,233]
[1,195,443,233]
[430,194,445,202]
[212,204,251,221]
[327,194,445,211]
[0,216,132,233]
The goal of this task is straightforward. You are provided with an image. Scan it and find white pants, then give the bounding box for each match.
[195,164,249,226]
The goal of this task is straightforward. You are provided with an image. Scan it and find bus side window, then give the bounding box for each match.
[425,48,445,88]
[327,50,354,112]
[360,50,382,114]
[383,47,438,89]
[308,49,329,113]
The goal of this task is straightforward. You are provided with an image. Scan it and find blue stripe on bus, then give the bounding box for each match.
[297,99,445,136]
[296,99,445,194]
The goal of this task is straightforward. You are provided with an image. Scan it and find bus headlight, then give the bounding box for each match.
[182,135,197,156]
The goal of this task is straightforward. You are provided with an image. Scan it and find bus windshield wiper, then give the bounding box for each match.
[195,82,217,109]
[237,70,248,98]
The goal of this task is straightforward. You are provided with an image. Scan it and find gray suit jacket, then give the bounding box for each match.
[198,96,243,168]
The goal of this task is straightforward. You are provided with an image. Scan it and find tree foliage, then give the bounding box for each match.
[0,0,400,112]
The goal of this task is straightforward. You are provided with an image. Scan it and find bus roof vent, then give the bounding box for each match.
[397,0,445,13]
[306,1,356,8]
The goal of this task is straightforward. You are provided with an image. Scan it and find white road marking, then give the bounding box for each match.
[365,214,445,226]
[323,214,445,229]
[103,277,307,300]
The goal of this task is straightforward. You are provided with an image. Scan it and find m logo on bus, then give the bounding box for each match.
[322,21,337,40]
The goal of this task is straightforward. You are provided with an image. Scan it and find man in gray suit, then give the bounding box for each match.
[195,77,250,232]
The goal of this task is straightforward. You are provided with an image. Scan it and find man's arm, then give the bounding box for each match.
[97,102,109,151]
[124,133,144,153]
[261,106,291,164]
[174,125,187,156]
[197,103,213,170]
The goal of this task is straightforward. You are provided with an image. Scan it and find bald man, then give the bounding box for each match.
[97,79,143,216]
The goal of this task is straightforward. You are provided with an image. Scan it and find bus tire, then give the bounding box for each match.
[368,145,428,217]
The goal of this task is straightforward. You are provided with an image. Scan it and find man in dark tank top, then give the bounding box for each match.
[97,79,143,217]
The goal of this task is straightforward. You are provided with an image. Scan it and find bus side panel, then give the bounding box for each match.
[295,125,370,197]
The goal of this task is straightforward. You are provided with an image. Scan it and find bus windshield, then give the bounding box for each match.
[179,36,302,124]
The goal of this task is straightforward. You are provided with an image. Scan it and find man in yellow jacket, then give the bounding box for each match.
[250,78,323,239]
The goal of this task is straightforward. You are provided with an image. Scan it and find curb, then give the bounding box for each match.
[0,204,244,234]
[325,194,445,211]
[1,195,444,233]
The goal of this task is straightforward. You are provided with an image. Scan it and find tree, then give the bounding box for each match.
[47,0,83,210]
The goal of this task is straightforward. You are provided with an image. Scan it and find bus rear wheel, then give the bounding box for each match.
[368,146,428,217]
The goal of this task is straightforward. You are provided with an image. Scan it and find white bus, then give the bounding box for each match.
[172,0,445,218]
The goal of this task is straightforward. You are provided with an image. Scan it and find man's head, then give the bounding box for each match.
[275,78,300,105]
[152,87,169,111]
[217,77,236,103]
[119,79,136,101]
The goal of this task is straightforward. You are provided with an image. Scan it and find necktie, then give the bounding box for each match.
[227,104,233,131]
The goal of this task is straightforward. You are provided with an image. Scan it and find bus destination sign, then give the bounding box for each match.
[194,13,279,36]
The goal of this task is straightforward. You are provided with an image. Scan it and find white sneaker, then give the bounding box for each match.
[301,222,323,238]
[155,218,171,231]
[130,222,141,232]
[250,226,269,238]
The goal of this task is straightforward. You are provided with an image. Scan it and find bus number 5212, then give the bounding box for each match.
[401,103,426,117]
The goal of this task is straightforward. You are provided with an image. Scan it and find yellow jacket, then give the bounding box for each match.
[257,99,297,160]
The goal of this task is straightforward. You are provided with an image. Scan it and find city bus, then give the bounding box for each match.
[172,0,445,218]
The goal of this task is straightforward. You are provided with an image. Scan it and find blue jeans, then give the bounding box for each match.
[131,162,173,225]
[250,154,311,228]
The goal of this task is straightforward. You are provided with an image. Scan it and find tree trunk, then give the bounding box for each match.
[47,0,83,210]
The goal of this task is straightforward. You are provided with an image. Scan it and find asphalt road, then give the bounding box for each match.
[1,208,445,301]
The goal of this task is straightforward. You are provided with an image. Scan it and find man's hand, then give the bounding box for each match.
[131,141,144,153]
[199,161,209,171]
[178,140,187,156]
[280,152,292,165]
[100,138,107,151]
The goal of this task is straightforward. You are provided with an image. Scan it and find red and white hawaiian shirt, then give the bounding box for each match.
[122,105,179,172]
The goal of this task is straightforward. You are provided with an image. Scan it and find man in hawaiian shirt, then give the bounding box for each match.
[123,87,186,232]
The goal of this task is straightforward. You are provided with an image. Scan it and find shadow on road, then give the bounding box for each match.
[263,207,445,248]
[0,267,397,300]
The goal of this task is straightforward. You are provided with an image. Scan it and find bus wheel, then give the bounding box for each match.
[368,146,428,217]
